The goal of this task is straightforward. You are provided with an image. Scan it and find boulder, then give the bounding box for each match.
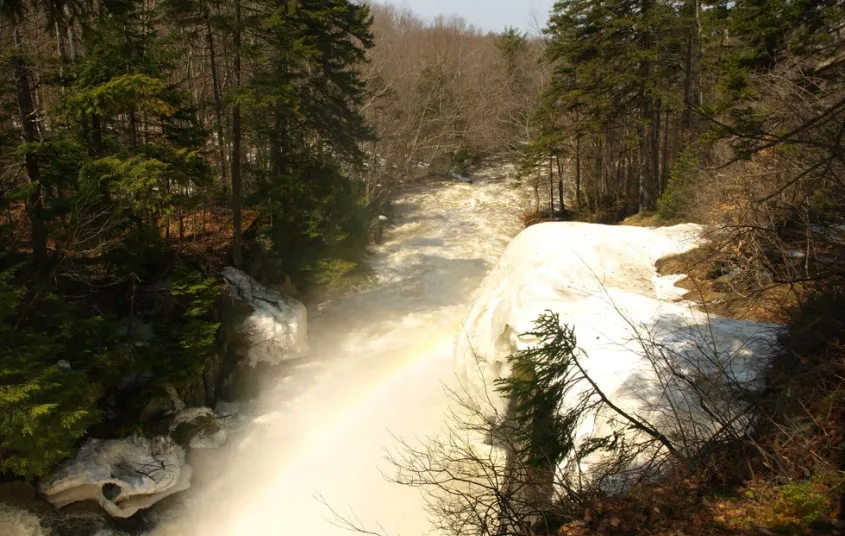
[39,436,192,518]
[221,267,309,367]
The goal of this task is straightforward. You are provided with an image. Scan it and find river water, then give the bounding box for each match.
[150,163,531,536]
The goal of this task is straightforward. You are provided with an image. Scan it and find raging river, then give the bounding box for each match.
[151,163,531,536]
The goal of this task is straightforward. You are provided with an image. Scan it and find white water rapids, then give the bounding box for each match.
[152,164,531,536]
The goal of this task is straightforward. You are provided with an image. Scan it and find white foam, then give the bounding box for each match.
[0,504,46,536]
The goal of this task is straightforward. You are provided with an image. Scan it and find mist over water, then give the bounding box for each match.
[153,165,530,535]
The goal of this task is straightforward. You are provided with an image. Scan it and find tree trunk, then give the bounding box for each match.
[91,113,103,155]
[13,25,48,263]
[555,154,565,215]
[66,2,78,60]
[129,108,138,147]
[638,0,657,214]
[652,101,662,201]
[206,6,228,189]
[231,0,244,268]
[594,138,603,211]
[548,153,555,219]
[53,0,69,64]
[574,135,582,210]
[661,108,671,195]
[681,0,701,137]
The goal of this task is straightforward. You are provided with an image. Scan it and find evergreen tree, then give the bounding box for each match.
[245,0,375,291]
[0,269,103,479]
[543,0,690,214]
[0,0,377,480]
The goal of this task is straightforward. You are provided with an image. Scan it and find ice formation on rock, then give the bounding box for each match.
[39,436,192,518]
[222,267,309,366]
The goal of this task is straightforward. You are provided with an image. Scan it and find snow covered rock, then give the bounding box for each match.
[39,436,192,518]
[170,407,227,449]
[455,222,780,472]
[221,267,309,367]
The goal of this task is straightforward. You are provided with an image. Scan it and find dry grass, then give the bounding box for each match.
[655,245,798,324]
[551,473,843,536]
[158,207,259,268]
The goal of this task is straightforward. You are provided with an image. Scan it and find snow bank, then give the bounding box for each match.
[39,436,192,518]
[222,267,309,366]
[455,222,780,471]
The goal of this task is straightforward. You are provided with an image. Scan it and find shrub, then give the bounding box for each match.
[452,148,472,176]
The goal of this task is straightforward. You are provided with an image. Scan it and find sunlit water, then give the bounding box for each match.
[152,164,531,536]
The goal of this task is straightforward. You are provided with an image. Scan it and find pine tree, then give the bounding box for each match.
[242,0,375,291]
[495,313,583,470]
[62,4,210,253]
[544,0,688,214]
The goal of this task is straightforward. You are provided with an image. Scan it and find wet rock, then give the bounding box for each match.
[41,503,129,536]
[201,352,221,406]
[138,394,174,424]
[0,481,37,504]
[169,407,227,449]
[220,360,281,401]
[0,484,54,521]
[118,372,154,391]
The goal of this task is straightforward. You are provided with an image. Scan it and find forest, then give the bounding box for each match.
[1,0,844,533]
[0,0,544,483]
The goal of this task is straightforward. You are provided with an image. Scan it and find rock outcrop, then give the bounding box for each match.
[221,267,309,367]
[39,436,192,518]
